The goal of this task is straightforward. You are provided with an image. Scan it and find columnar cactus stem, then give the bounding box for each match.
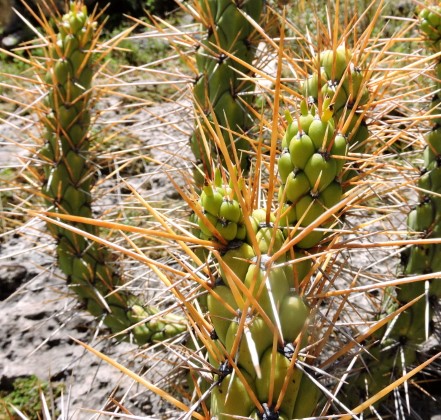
[195,174,312,419]
[192,94,350,417]
[381,0,441,377]
[341,8,441,408]
[401,4,441,299]
[38,1,186,345]
[190,0,265,184]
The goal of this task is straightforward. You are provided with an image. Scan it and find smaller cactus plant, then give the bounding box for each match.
[403,4,441,285]
[37,1,186,345]
[338,5,441,411]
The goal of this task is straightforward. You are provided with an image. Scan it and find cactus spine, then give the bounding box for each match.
[38,1,186,345]
[191,0,265,183]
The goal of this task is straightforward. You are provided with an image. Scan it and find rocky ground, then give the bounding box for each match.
[0,224,186,419]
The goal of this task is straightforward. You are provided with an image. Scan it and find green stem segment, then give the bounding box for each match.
[278,99,348,249]
[38,1,186,345]
[198,187,312,418]
[191,0,265,184]
[303,46,370,186]
[388,1,441,374]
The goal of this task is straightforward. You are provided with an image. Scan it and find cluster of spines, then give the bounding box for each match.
[38,2,186,345]
[190,0,265,182]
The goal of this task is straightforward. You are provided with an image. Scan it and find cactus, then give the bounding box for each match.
[196,182,313,419]
[337,5,441,410]
[71,5,406,416]
[5,0,441,417]
[402,5,441,288]
[190,96,353,418]
[61,3,441,418]
[38,1,186,345]
[386,0,441,385]
[190,0,265,183]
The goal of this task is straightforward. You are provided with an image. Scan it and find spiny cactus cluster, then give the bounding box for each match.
[191,93,355,417]
[13,0,441,417]
[191,0,265,182]
[38,2,186,345]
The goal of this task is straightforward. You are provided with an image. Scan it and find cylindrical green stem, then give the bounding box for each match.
[341,9,441,408]
[191,0,265,184]
[38,1,186,345]
[401,5,441,299]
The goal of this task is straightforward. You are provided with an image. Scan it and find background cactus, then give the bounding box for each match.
[36,1,186,345]
[402,4,441,293]
[340,3,441,410]
[189,0,265,183]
